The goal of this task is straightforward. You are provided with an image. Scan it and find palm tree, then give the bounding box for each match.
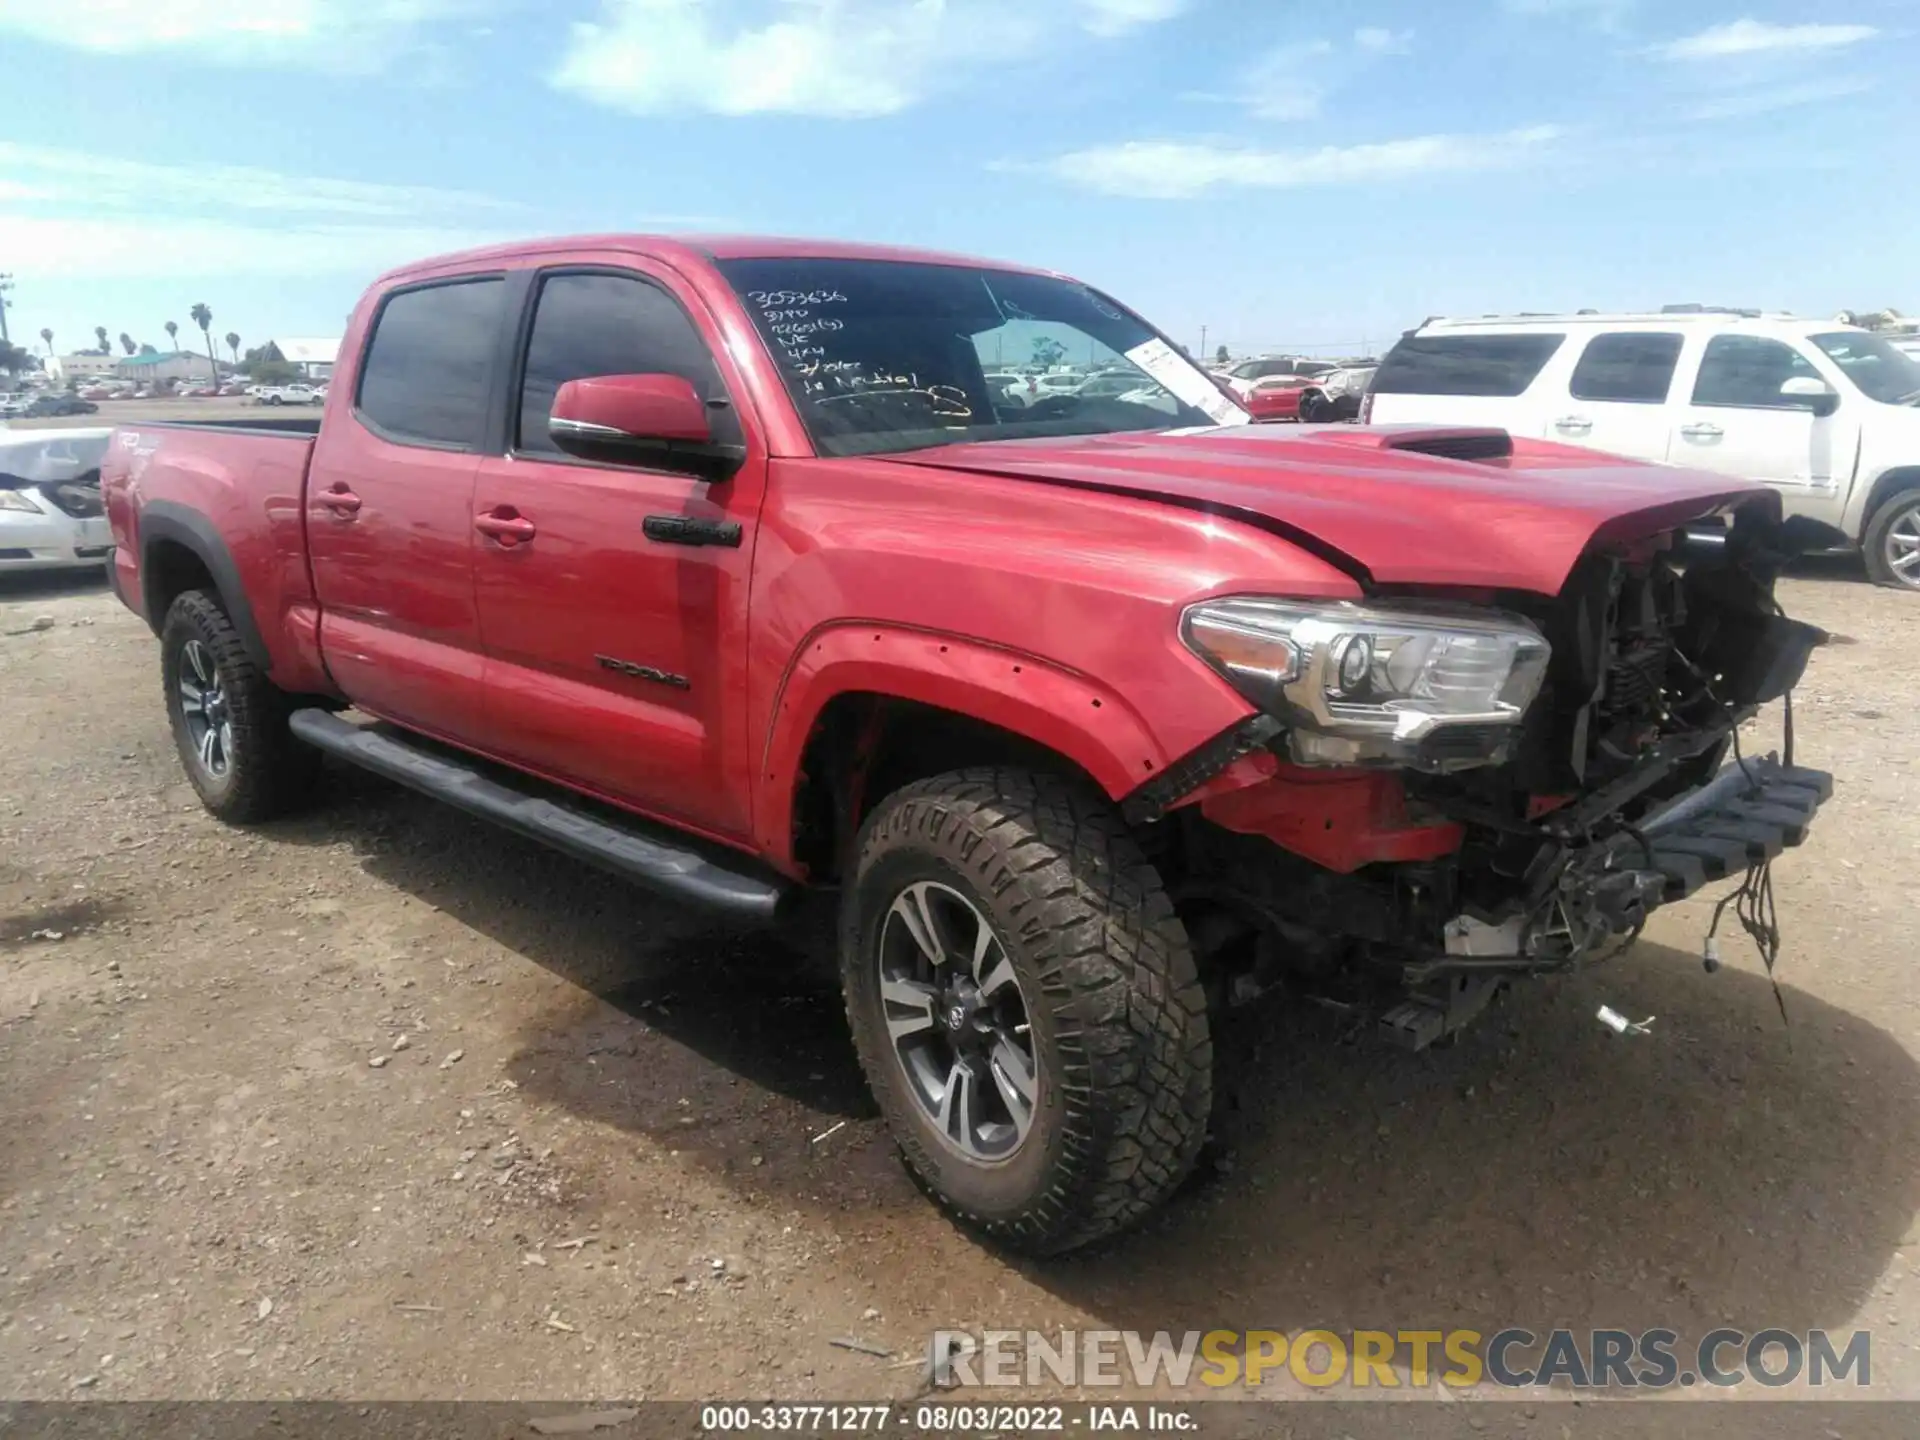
[95,325,109,355]
[39,326,53,357]
[164,319,178,353]
[119,332,136,356]
[225,331,241,363]
[190,303,216,384]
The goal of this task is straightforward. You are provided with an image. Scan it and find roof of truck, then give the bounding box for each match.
[375,234,1060,286]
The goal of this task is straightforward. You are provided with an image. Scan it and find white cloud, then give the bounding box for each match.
[1210,26,1411,122]
[1683,76,1875,120]
[0,215,515,281]
[0,143,520,220]
[1354,26,1411,54]
[1078,0,1187,37]
[1651,18,1878,62]
[1232,40,1336,121]
[0,144,544,281]
[0,0,489,72]
[1023,125,1564,199]
[551,0,1185,118]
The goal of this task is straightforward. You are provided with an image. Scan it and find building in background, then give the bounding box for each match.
[114,351,218,384]
[46,353,118,383]
[269,338,340,381]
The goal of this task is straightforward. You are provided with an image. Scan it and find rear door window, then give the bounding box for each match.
[1568,332,1683,404]
[355,278,507,448]
[1371,334,1566,397]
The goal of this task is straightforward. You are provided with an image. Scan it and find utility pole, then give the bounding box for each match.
[1199,324,1208,362]
[0,274,13,345]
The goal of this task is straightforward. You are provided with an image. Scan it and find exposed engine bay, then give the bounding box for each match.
[1155,505,1836,1049]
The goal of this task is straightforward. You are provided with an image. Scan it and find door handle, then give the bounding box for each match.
[1680,423,1724,441]
[1554,415,1593,433]
[316,486,362,516]
[475,508,536,546]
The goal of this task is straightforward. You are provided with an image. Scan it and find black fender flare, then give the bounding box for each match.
[139,500,275,675]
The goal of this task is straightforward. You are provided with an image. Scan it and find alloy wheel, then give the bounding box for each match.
[1886,502,1920,588]
[877,880,1039,1161]
[177,639,234,780]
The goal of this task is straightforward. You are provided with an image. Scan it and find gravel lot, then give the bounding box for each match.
[2,558,1918,1415]
[3,397,291,431]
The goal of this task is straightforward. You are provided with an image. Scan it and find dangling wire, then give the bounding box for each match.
[1708,857,1790,1049]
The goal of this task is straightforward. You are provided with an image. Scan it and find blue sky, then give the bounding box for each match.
[2,0,1916,363]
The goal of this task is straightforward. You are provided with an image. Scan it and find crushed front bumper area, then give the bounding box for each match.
[1627,754,1832,901]
[1384,755,1832,1050]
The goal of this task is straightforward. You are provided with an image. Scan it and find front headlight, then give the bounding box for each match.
[1182,598,1551,771]
[0,488,46,514]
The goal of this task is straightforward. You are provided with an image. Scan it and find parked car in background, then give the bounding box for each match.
[0,427,114,572]
[101,232,1831,1255]
[1299,363,1377,423]
[1215,356,1335,400]
[1367,311,1920,589]
[1240,373,1321,421]
[24,395,100,418]
[254,383,323,406]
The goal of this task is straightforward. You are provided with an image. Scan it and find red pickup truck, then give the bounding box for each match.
[103,234,1832,1255]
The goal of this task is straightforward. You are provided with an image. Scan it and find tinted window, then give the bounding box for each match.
[1568,332,1683,404]
[1371,334,1566,397]
[517,272,739,455]
[356,279,505,447]
[1691,335,1822,408]
[1808,331,1920,405]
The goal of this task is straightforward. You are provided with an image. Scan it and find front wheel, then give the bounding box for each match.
[841,768,1211,1255]
[1863,487,1920,589]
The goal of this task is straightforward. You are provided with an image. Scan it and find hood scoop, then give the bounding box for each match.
[1376,428,1515,464]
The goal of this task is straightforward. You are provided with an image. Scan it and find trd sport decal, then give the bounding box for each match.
[595,655,691,690]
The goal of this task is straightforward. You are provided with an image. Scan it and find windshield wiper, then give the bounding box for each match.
[1896,388,1920,406]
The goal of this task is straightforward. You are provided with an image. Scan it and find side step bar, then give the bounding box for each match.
[289,709,792,922]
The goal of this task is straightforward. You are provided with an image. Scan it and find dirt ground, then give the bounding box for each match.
[3,559,1919,1417]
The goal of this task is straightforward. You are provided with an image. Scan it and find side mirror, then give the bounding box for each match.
[1779,375,1839,417]
[549,373,713,459]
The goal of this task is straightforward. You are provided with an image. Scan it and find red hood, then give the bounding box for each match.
[885,425,1778,594]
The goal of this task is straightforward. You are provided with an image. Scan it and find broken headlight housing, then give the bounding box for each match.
[1181,598,1551,771]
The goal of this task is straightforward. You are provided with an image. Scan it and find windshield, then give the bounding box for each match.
[1809,331,1920,405]
[716,258,1247,457]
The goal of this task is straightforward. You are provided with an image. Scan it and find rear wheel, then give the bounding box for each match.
[161,589,320,821]
[1864,487,1920,589]
[840,767,1211,1254]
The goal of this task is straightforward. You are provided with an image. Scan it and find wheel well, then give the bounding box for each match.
[141,537,217,635]
[790,693,1107,881]
[1864,467,1920,536]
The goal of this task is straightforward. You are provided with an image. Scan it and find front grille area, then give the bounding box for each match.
[39,477,104,518]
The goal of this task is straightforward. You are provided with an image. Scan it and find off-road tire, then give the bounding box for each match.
[161,589,320,822]
[841,767,1211,1255]
[1862,486,1920,589]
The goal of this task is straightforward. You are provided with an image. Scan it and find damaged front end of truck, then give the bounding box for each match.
[1135,502,1837,1050]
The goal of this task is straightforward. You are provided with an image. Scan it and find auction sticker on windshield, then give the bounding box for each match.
[1125,338,1245,426]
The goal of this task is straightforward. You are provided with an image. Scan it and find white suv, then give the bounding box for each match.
[1367,311,1920,589]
